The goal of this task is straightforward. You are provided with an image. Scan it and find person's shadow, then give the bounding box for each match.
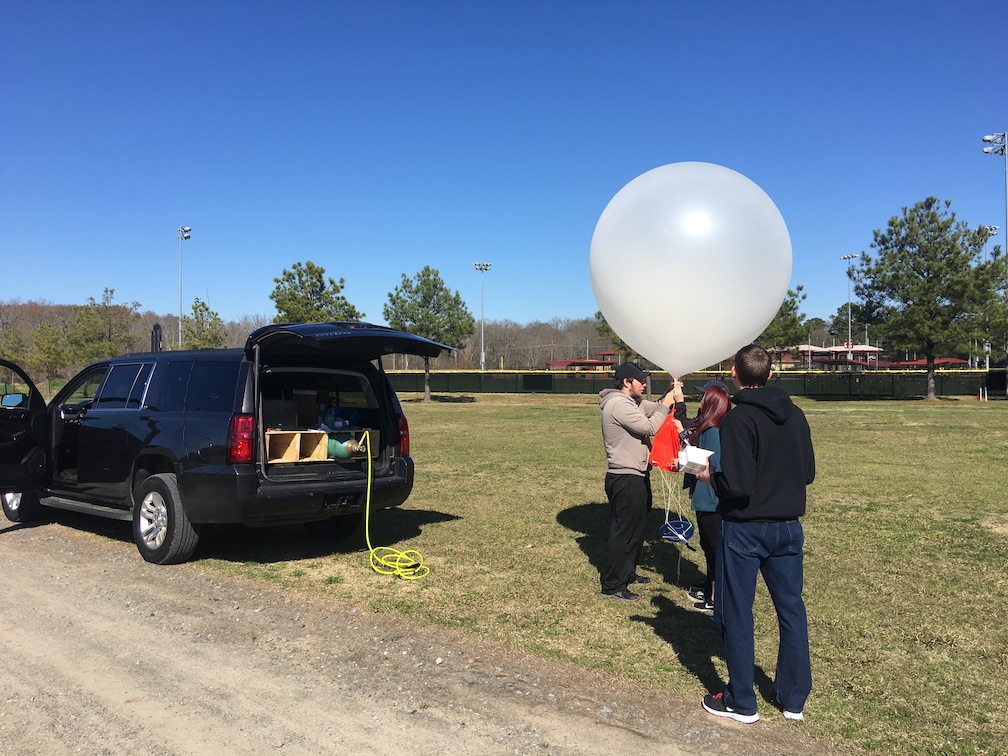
[556,500,778,704]
[633,595,777,704]
[555,500,705,590]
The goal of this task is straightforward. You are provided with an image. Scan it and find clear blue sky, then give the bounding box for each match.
[3,1,1007,329]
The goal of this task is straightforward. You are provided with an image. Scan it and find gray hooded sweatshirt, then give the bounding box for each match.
[599,388,671,476]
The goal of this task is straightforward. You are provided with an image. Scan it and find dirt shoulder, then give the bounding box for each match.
[0,513,850,755]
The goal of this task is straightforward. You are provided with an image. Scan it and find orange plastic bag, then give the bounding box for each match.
[648,412,681,472]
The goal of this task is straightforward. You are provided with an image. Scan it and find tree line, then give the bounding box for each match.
[0,264,604,395]
[3,196,1004,402]
[735,197,1007,400]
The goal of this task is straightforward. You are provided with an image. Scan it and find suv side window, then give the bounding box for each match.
[127,364,153,409]
[63,368,108,411]
[94,364,144,410]
[187,361,239,412]
[144,360,193,412]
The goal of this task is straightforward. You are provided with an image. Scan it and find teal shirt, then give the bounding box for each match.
[690,426,721,513]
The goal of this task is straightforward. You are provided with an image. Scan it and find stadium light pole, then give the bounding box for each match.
[178,226,191,347]
[980,225,1000,370]
[982,225,999,264]
[841,254,856,365]
[982,132,1008,393]
[982,132,1008,239]
[474,262,491,372]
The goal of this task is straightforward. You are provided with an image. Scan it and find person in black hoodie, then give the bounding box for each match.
[695,344,815,725]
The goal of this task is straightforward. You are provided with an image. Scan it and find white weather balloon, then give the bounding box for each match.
[590,162,792,377]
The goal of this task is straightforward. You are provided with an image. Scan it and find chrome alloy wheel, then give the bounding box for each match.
[3,492,22,513]
[138,489,169,550]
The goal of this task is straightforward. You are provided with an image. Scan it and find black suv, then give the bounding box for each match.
[0,322,449,564]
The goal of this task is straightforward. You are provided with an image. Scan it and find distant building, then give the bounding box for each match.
[546,358,616,371]
[547,348,618,371]
[796,343,970,371]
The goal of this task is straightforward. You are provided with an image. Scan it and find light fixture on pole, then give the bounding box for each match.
[178,226,191,347]
[982,225,999,263]
[982,132,1008,393]
[982,132,1008,235]
[474,262,491,372]
[841,254,856,365]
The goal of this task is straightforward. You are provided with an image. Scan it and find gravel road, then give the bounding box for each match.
[0,512,846,755]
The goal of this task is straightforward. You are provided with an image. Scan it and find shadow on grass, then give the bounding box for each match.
[399,394,476,403]
[202,507,460,565]
[14,507,459,566]
[632,596,776,705]
[635,594,726,692]
[557,501,705,589]
[560,500,778,704]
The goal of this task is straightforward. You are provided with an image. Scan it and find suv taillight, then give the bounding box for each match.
[226,414,255,464]
[397,413,410,457]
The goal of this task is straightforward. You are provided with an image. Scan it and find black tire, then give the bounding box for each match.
[303,512,363,541]
[2,491,43,523]
[132,473,200,564]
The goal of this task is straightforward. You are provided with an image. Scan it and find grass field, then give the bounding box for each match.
[200,392,1008,754]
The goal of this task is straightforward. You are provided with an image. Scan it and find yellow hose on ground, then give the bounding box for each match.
[360,430,429,579]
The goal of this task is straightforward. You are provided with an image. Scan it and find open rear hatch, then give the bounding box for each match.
[246,323,451,481]
[245,322,450,366]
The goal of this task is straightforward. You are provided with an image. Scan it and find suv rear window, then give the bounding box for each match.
[145,360,193,412]
[260,369,378,430]
[187,361,240,412]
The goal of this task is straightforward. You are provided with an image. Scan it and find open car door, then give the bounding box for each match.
[0,358,49,493]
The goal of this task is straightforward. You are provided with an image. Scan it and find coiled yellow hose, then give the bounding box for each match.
[360,430,429,579]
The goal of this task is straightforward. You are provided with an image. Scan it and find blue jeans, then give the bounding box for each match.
[714,519,812,715]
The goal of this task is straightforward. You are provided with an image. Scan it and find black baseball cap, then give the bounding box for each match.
[698,379,729,394]
[615,363,649,384]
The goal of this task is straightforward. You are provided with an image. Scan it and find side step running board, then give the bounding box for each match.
[40,496,133,522]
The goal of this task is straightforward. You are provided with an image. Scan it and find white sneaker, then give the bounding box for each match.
[783,709,804,721]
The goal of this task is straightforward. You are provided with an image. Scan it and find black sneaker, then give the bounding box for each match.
[692,599,714,615]
[687,584,707,602]
[601,589,641,602]
[702,692,759,724]
[629,575,652,586]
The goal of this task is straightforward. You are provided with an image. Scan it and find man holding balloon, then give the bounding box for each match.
[599,362,676,601]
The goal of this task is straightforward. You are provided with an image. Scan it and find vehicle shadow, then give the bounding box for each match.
[0,518,60,536]
[399,394,476,403]
[11,507,459,566]
[200,508,460,565]
[8,508,135,543]
[555,500,705,590]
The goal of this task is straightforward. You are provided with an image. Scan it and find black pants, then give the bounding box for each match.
[601,472,652,594]
[696,509,722,599]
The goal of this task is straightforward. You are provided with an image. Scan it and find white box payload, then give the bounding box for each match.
[678,445,714,475]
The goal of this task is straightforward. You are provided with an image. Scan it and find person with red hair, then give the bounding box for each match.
[681,381,731,613]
